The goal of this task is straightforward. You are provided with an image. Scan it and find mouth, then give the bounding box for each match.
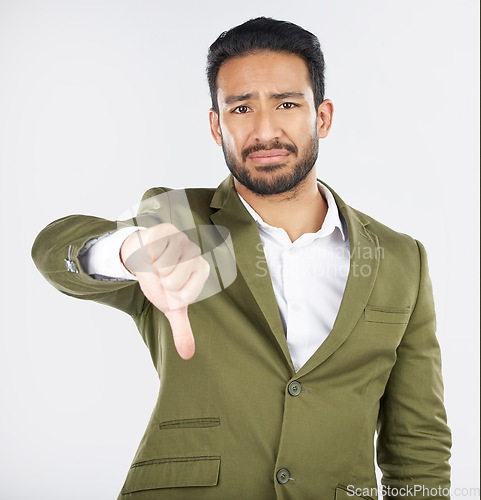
[247,149,291,165]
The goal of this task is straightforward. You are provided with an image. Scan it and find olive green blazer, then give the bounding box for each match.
[32,176,451,500]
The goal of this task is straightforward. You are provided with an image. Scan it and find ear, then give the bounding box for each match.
[317,99,334,139]
[209,109,223,146]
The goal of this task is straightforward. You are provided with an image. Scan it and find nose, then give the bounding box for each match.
[251,109,282,143]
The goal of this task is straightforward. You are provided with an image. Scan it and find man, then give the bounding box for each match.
[32,17,451,500]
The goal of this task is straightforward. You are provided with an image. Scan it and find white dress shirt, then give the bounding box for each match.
[81,183,350,370]
[238,183,350,370]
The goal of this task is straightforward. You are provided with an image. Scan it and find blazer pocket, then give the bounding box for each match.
[121,456,220,494]
[364,306,411,324]
[159,417,220,430]
[335,484,375,499]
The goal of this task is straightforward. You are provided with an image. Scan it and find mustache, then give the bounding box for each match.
[241,141,298,161]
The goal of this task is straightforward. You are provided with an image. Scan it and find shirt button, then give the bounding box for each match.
[276,468,290,484]
[291,303,301,312]
[288,381,302,396]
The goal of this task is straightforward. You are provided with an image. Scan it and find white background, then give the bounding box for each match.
[0,1,479,498]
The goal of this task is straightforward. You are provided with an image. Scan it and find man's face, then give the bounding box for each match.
[209,51,332,196]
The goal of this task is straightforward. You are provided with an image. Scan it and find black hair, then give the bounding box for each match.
[206,17,325,113]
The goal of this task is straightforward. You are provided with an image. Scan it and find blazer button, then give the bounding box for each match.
[276,468,290,484]
[288,380,301,396]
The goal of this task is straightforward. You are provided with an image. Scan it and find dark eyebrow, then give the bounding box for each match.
[223,91,306,105]
[271,92,306,100]
[224,93,255,105]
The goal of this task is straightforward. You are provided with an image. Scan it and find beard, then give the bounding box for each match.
[222,134,319,196]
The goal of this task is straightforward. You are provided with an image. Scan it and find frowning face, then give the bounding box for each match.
[209,51,333,195]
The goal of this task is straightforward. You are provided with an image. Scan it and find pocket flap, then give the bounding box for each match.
[122,456,220,494]
[364,307,410,324]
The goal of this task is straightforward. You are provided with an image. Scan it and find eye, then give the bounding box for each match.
[233,105,250,114]
[278,102,297,110]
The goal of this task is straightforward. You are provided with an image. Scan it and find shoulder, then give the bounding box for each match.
[324,180,421,258]
[350,204,422,260]
[137,186,217,226]
[324,179,427,289]
[356,207,419,247]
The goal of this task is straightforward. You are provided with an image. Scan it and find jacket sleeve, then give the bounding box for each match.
[31,186,173,315]
[376,240,452,499]
[31,214,151,316]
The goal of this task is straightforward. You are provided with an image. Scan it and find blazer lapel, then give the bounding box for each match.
[208,176,381,375]
[298,186,381,376]
[209,177,293,367]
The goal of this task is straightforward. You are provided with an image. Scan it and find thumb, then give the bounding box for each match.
[163,307,196,360]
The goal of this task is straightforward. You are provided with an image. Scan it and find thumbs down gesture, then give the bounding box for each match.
[120,223,210,360]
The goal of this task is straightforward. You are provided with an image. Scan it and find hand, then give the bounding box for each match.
[120,223,210,360]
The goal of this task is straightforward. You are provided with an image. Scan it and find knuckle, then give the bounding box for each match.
[177,288,193,305]
[190,244,202,257]
[151,222,181,240]
[179,233,190,245]
[157,263,175,278]
[169,231,189,248]
[160,275,176,291]
[159,222,177,232]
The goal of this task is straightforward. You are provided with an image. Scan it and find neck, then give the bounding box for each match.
[234,169,328,242]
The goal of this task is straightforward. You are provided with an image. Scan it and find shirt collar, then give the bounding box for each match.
[317,182,347,241]
[237,182,347,242]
